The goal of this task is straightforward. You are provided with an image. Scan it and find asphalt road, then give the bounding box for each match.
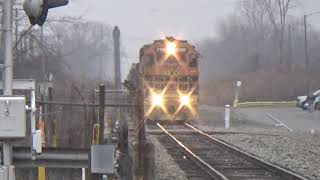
[198,106,320,131]
[234,107,320,131]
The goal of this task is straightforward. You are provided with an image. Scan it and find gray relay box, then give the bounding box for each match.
[0,96,26,138]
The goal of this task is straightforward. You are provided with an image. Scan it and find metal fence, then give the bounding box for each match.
[14,89,131,180]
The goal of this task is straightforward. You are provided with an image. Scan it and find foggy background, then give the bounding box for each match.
[52,0,320,76]
[1,0,320,105]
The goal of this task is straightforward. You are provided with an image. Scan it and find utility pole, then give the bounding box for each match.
[288,24,292,65]
[304,14,312,94]
[0,1,4,65]
[303,12,320,93]
[14,8,18,62]
[2,0,14,180]
[303,15,311,94]
[99,26,104,81]
[304,15,309,72]
[113,26,121,152]
[14,8,18,50]
[113,26,121,90]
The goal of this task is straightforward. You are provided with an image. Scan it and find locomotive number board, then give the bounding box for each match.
[157,47,187,52]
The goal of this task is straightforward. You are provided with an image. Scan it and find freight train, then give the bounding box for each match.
[127,37,200,123]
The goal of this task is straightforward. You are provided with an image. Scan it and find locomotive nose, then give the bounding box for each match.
[168,105,176,114]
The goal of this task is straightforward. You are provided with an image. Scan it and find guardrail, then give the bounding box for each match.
[0,147,89,168]
[234,101,296,108]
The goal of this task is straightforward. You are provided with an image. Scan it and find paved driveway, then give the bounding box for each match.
[235,108,320,131]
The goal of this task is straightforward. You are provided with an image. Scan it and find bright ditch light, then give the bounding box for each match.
[180,95,190,106]
[152,94,163,107]
[166,42,176,55]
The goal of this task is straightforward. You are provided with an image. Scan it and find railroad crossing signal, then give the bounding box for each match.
[23,0,69,26]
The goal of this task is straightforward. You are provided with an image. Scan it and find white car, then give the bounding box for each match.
[316,96,320,111]
[296,89,320,110]
[296,95,308,108]
[311,96,320,111]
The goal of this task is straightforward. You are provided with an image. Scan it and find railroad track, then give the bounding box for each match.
[155,123,307,180]
[146,124,280,137]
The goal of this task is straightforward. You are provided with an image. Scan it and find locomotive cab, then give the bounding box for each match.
[139,37,200,124]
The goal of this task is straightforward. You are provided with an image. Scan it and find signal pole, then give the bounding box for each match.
[0,1,4,65]
[15,8,18,53]
[2,0,14,180]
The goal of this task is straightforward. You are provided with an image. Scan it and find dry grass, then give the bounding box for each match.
[201,65,320,106]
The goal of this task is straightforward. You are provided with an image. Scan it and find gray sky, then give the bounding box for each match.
[51,0,320,73]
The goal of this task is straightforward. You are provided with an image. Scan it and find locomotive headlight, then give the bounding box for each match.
[180,96,190,106]
[152,94,163,106]
[166,42,176,55]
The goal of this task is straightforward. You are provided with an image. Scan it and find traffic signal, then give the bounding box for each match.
[23,0,69,26]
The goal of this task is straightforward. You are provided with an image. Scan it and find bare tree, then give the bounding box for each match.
[262,0,295,64]
[198,0,320,105]
[237,0,273,68]
[239,0,270,55]
[54,22,113,80]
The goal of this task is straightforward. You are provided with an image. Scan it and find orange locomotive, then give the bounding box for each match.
[130,37,200,123]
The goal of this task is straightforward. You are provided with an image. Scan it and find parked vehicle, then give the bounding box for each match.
[296,89,320,110]
[311,96,320,111]
[296,95,308,108]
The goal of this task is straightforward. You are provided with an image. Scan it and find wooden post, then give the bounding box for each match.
[137,87,145,178]
[144,141,155,180]
[48,86,53,146]
[225,105,231,129]
[91,84,105,180]
[98,84,105,144]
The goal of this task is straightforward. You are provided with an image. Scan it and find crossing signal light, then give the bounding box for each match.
[23,0,69,26]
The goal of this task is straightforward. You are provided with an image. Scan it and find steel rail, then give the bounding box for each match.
[185,123,308,180]
[147,128,280,136]
[157,123,229,180]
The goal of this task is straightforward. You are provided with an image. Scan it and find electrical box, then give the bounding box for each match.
[0,166,8,180]
[91,145,114,174]
[33,130,42,153]
[0,96,26,138]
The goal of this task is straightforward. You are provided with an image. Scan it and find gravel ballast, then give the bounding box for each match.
[212,130,320,180]
[197,106,320,180]
[148,135,187,180]
[148,106,319,179]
